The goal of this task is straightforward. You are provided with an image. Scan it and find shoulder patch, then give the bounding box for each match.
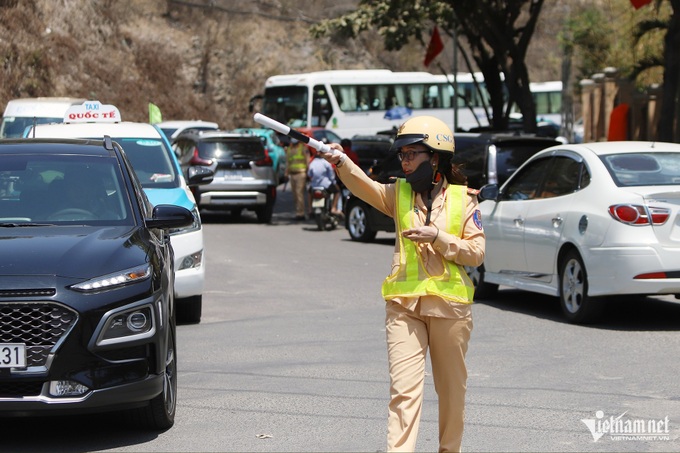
[473,209,483,230]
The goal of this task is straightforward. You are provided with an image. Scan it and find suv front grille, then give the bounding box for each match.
[0,289,56,297]
[0,302,78,368]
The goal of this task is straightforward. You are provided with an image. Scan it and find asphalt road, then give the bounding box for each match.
[4,186,680,452]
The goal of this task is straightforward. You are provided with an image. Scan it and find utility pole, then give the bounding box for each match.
[452,13,459,132]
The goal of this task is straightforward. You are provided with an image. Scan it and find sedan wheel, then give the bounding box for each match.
[559,250,604,324]
[347,202,377,242]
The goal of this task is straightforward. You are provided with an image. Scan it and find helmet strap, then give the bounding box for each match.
[425,189,433,226]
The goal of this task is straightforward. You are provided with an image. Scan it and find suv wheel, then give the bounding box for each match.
[130,318,177,430]
[346,200,377,242]
[230,208,243,219]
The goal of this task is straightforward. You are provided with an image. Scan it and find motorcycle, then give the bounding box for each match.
[309,186,339,231]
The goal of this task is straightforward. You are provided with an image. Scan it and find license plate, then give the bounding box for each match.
[0,343,26,368]
[312,198,325,208]
[219,170,247,180]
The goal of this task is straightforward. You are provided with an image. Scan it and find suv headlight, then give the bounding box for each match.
[169,207,201,235]
[96,304,156,346]
[70,264,151,292]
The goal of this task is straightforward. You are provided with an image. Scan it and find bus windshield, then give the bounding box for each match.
[262,86,308,128]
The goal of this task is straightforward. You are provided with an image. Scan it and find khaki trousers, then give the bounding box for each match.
[289,171,307,217]
[385,301,473,453]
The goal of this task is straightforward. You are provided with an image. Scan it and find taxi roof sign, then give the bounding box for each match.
[64,101,121,123]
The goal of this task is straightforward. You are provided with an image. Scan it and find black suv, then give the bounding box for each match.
[350,134,394,173]
[172,130,278,223]
[343,132,560,241]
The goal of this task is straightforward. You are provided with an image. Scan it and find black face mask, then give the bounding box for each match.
[405,160,434,193]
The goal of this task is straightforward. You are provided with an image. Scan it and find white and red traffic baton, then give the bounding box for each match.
[253,113,341,157]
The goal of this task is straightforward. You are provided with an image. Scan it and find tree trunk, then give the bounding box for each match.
[659,0,680,142]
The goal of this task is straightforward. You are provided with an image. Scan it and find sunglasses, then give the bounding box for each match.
[397,150,430,162]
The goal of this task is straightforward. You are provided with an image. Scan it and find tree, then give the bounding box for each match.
[656,0,680,141]
[628,0,680,141]
[311,0,546,133]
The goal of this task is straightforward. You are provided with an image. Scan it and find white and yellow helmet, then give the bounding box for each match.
[391,116,455,154]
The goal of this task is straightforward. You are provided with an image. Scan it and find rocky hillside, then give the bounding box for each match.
[0,0,569,130]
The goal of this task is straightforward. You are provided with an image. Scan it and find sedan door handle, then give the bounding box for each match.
[552,216,563,228]
[514,217,524,227]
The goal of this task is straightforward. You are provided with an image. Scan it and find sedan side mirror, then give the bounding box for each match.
[478,183,500,202]
[186,165,214,186]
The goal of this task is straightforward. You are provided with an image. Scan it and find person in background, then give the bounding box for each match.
[307,150,341,215]
[320,116,485,452]
[285,138,310,220]
[340,138,359,166]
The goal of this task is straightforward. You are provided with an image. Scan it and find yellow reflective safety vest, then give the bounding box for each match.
[381,179,475,304]
[287,143,308,173]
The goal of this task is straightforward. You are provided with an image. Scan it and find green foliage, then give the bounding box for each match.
[560,7,612,81]
[313,0,543,132]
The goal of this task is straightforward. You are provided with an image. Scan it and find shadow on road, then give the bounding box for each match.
[477,289,680,332]
[0,411,160,451]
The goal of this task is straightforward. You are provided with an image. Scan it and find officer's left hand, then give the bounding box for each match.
[402,225,439,243]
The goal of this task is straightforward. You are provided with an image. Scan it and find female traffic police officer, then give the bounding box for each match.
[323,116,485,452]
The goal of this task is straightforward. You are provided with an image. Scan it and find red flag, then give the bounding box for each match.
[630,0,652,9]
[423,26,444,67]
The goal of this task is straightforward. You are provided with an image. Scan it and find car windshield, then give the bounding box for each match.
[1,154,133,225]
[1,117,63,139]
[261,86,308,127]
[113,138,179,188]
[601,152,680,186]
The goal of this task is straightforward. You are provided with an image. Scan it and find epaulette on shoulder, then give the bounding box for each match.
[467,187,480,196]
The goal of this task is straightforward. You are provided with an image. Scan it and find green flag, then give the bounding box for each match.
[149,102,162,124]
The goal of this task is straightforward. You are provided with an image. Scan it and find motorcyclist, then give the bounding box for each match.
[307,151,341,215]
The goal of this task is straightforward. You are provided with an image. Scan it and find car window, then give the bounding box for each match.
[353,139,393,171]
[537,156,589,199]
[114,138,179,189]
[501,156,553,201]
[452,138,486,188]
[371,152,403,183]
[495,142,554,185]
[4,154,132,224]
[316,130,342,144]
[197,138,265,161]
[601,152,680,186]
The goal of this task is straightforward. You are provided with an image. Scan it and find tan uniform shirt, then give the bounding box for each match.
[336,158,486,319]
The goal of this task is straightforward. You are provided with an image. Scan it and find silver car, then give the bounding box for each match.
[173,130,278,223]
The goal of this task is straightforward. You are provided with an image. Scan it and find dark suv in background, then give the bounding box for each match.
[172,130,278,223]
[343,132,560,241]
[350,134,394,173]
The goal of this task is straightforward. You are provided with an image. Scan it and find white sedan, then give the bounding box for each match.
[471,141,680,324]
